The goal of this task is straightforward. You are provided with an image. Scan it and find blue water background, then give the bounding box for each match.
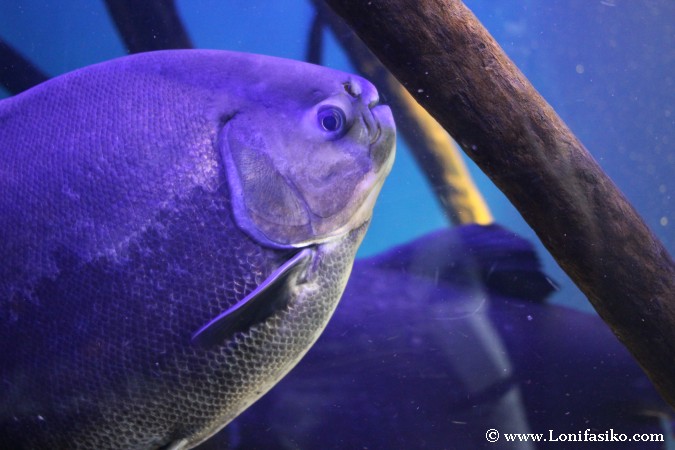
[0,0,672,314]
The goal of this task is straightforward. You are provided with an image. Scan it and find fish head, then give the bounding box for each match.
[220,61,395,247]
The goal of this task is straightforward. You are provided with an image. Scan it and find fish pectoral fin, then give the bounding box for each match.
[191,248,313,348]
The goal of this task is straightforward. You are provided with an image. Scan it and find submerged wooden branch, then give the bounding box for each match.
[0,39,48,95]
[324,0,675,407]
[312,0,492,225]
[103,0,193,53]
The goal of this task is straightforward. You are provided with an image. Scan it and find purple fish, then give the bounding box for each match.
[0,50,395,449]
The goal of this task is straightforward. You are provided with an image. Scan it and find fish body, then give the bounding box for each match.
[0,50,395,449]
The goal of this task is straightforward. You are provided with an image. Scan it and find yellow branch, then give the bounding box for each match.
[397,85,493,225]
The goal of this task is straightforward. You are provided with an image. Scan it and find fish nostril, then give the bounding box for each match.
[346,77,380,108]
[343,80,361,98]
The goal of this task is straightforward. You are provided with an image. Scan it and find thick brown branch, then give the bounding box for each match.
[324,0,675,407]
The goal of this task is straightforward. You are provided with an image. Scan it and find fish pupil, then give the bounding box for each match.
[318,107,344,133]
[322,114,339,131]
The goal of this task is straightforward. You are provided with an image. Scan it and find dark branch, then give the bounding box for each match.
[0,39,49,95]
[103,0,193,53]
[306,13,324,65]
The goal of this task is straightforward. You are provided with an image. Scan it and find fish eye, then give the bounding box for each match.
[317,106,346,134]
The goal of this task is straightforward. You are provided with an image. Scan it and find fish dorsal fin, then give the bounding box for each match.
[191,248,313,348]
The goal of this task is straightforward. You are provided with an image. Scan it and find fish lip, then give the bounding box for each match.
[368,104,393,146]
[369,123,382,145]
[368,104,396,174]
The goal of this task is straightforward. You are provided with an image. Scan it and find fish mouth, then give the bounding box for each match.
[364,104,386,146]
[369,120,382,145]
[368,104,396,172]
